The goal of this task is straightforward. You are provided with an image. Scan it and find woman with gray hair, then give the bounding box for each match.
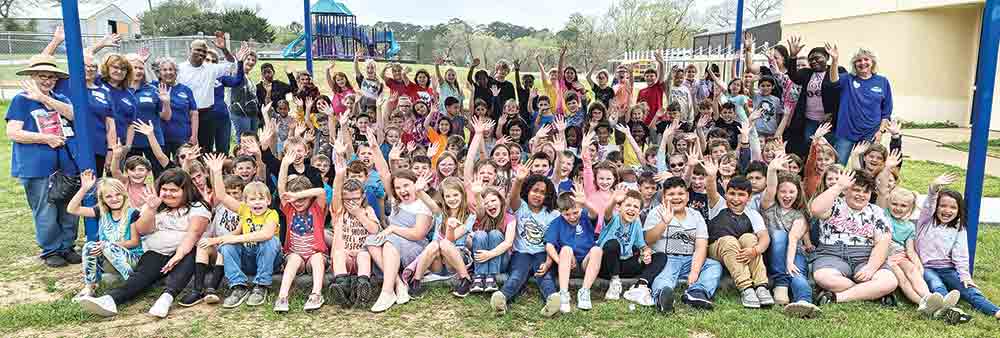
[153,56,199,162]
[827,45,894,164]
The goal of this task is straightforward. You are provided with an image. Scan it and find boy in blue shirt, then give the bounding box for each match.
[545,184,603,313]
[532,96,554,131]
[597,188,654,303]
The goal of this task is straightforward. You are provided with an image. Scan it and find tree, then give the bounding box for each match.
[640,0,697,50]
[219,8,274,42]
[483,21,535,40]
[606,0,645,53]
[706,0,782,28]
[138,0,205,36]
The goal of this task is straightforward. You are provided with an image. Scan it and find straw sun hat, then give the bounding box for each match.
[16,54,69,79]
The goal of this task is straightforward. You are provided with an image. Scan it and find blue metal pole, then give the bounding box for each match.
[733,0,746,75]
[965,0,999,275]
[304,0,313,75]
[60,0,94,171]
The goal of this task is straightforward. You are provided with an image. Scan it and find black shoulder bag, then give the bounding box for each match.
[47,145,82,205]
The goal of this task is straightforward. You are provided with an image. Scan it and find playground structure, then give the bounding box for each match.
[282,0,401,59]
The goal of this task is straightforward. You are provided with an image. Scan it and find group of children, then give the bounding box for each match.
[63,41,1000,325]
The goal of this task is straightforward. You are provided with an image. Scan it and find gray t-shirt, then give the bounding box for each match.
[643,205,708,255]
[143,203,212,255]
[753,94,783,135]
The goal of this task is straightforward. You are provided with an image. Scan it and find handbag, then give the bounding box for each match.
[46,145,81,205]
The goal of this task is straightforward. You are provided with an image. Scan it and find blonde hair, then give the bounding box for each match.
[886,188,918,219]
[96,178,129,216]
[242,181,271,201]
[850,48,879,74]
[438,177,469,221]
[99,53,134,89]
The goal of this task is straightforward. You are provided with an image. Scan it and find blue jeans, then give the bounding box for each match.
[472,230,509,276]
[650,254,723,302]
[924,267,1000,316]
[765,230,812,302]
[832,135,857,165]
[220,238,282,287]
[500,251,557,304]
[20,177,79,258]
[230,113,258,146]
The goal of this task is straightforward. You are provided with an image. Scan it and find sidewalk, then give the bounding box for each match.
[902,128,1000,177]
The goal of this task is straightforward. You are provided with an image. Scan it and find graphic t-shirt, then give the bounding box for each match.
[355,74,383,108]
[513,199,561,254]
[643,206,708,255]
[818,198,889,247]
[805,72,826,121]
[237,203,280,247]
[752,94,783,135]
[668,85,693,121]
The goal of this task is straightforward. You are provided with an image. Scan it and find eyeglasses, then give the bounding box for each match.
[35,74,58,82]
[669,162,685,169]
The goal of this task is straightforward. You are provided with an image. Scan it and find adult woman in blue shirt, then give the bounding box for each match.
[99,53,137,156]
[827,44,893,164]
[6,55,81,268]
[153,58,199,162]
[126,53,172,176]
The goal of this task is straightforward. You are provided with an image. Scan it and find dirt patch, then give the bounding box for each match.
[0,279,60,306]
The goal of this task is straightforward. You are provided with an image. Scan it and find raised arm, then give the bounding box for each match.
[760,154,789,210]
[325,62,336,93]
[67,170,98,218]
[826,43,840,84]
[743,33,761,75]
[467,57,480,87]
[132,120,170,168]
[703,157,721,207]
[810,168,854,219]
[508,162,531,211]
[205,154,242,212]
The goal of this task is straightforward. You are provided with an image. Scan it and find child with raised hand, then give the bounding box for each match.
[804,122,837,198]
[407,176,475,298]
[544,183,602,314]
[490,164,561,316]
[880,187,945,315]
[597,185,653,303]
[758,154,819,318]
[916,173,1000,324]
[328,137,381,309]
[271,143,330,312]
[200,153,282,309]
[68,170,143,300]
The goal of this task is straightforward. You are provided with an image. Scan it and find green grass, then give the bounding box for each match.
[3,106,1000,337]
[902,121,961,129]
[899,160,1000,197]
[941,139,1000,158]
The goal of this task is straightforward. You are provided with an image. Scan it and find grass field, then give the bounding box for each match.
[899,160,1000,197]
[2,105,1000,337]
[942,139,1000,159]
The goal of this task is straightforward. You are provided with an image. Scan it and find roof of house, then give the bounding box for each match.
[19,3,137,22]
[311,0,354,16]
[694,16,781,37]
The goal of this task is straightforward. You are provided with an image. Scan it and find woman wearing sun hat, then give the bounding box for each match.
[5,54,81,268]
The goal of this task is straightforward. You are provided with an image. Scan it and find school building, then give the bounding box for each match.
[782,0,997,130]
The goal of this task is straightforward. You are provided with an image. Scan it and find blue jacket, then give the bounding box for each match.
[209,61,245,119]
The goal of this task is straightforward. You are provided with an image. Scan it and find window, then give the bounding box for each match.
[107,20,117,34]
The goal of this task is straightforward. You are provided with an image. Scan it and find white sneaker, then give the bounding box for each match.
[944,290,961,307]
[623,284,655,306]
[577,288,593,310]
[79,295,118,317]
[605,278,623,300]
[783,300,821,319]
[148,293,174,318]
[773,286,790,305]
[559,290,571,313]
[922,293,946,316]
[395,278,410,305]
[541,293,560,317]
[73,287,95,302]
[371,291,397,313]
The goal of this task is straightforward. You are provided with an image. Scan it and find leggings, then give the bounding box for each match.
[599,239,667,283]
[82,241,141,284]
[108,251,195,305]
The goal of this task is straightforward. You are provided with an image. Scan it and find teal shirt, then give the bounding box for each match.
[885,209,915,247]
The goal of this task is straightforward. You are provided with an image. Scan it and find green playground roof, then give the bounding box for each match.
[311,0,354,16]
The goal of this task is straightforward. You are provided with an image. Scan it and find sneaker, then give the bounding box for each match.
[329,278,353,307]
[783,300,821,319]
[395,278,411,305]
[944,290,961,308]
[559,290,572,313]
[62,250,82,264]
[491,291,509,315]
[304,293,324,311]
[204,288,221,304]
[682,288,714,310]
[371,291,397,313]
[936,307,973,325]
[542,293,561,317]
[741,288,761,308]
[354,277,377,308]
[178,289,207,307]
[408,279,425,299]
[879,293,897,307]
[246,285,268,306]
[605,278,623,300]
[452,277,472,298]
[624,284,655,307]
[79,295,118,317]
[773,286,790,305]
[756,286,775,307]
[470,276,485,293]
[656,288,675,313]
[815,290,836,306]
[73,287,96,302]
[920,293,946,316]
[43,255,68,268]
[147,293,174,318]
[223,286,250,308]
[422,272,455,283]
[484,276,499,292]
[273,296,290,313]
[577,288,593,310]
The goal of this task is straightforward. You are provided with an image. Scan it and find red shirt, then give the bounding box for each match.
[409,83,437,107]
[638,82,665,124]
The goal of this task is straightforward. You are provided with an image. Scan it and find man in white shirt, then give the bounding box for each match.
[177,33,236,150]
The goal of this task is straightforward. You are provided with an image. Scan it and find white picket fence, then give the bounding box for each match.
[609,42,775,82]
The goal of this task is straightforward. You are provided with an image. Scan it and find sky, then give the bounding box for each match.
[113,0,725,31]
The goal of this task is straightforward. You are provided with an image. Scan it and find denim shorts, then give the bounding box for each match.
[812,243,890,279]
